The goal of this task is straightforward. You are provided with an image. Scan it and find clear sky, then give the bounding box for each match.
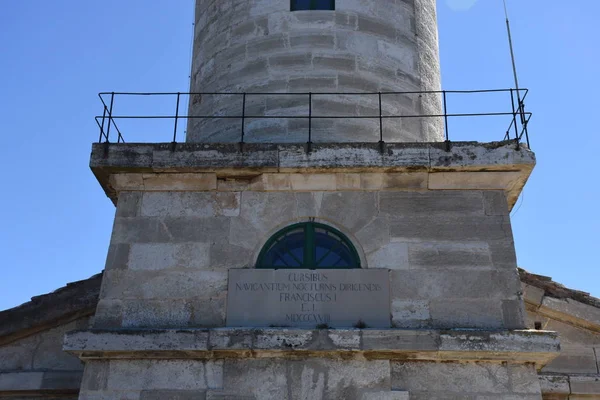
[0,0,598,311]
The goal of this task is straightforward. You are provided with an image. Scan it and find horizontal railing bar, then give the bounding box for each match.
[96,112,532,120]
[98,88,529,97]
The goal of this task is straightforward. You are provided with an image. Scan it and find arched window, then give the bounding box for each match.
[257,222,360,269]
[291,0,335,11]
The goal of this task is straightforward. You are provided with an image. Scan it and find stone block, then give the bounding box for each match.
[249,174,292,191]
[0,372,44,391]
[105,243,130,271]
[107,360,223,391]
[110,173,144,191]
[389,215,512,242]
[140,193,239,218]
[508,364,541,394]
[391,300,430,328]
[41,371,83,390]
[117,192,143,217]
[295,192,324,217]
[362,329,437,351]
[488,239,518,269]
[190,294,227,327]
[380,191,484,216]
[128,243,210,271]
[162,217,231,243]
[141,173,217,191]
[570,376,600,394]
[93,299,123,328]
[538,375,570,394]
[483,191,509,216]
[120,299,193,328]
[522,283,545,307]
[542,345,599,374]
[140,390,207,400]
[289,174,337,191]
[222,360,288,399]
[428,171,522,190]
[111,218,171,244]
[319,192,378,232]
[355,217,390,255]
[429,299,504,329]
[502,299,526,329]
[390,270,520,300]
[367,242,409,269]
[541,296,600,328]
[313,54,357,72]
[391,362,510,393]
[101,270,227,300]
[240,192,297,235]
[407,241,492,269]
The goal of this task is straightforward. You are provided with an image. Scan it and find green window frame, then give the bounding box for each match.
[256,222,360,269]
[291,0,335,11]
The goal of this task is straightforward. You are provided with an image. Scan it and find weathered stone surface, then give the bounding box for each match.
[408,240,493,269]
[538,375,570,394]
[391,362,541,397]
[542,345,599,374]
[91,142,535,211]
[429,299,504,329]
[64,329,560,365]
[367,242,409,270]
[391,270,520,300]
[570,376,600,394]
[380,191,484,216]
[106,360,222,391]
[128,243,210,271]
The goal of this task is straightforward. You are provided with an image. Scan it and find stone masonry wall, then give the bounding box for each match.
[187,0,443,143]
[77,358,541,400]
[94,186,523,330]
[0,317,89,398]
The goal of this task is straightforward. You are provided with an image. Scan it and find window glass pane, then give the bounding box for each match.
[291,0,334,11]
[261,228,304,268]
[314,228,355,268]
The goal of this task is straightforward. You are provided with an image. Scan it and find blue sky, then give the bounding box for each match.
[0,0,598,310]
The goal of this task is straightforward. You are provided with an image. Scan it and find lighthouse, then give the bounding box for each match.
[68,1,559,398]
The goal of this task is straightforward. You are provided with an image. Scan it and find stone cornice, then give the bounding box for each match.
[64,328,558,369]
[90,141,535,209]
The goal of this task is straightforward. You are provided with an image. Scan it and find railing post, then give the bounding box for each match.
[172,92,181,151]
[443,90,450,151]
[240,93,246,152]
[99,105,107,143]
[378,92,384,154]
[307,92,312,154]
[510,89,520,150]
[106,92,115,144]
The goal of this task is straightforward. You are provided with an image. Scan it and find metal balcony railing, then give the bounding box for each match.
[95,88,531,153]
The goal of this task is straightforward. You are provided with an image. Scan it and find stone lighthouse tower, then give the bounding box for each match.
[68,1,559,399]
[187,0,443,143]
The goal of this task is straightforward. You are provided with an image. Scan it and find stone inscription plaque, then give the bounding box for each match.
[226,269,390,328]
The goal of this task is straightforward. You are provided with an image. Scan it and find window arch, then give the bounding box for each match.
[291,0,335,11]
[257,222,360,269]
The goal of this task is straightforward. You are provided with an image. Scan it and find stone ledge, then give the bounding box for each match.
[64,328,558,367]
[91,141,535,209]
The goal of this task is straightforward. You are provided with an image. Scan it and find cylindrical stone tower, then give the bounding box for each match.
[187,0,443,143]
